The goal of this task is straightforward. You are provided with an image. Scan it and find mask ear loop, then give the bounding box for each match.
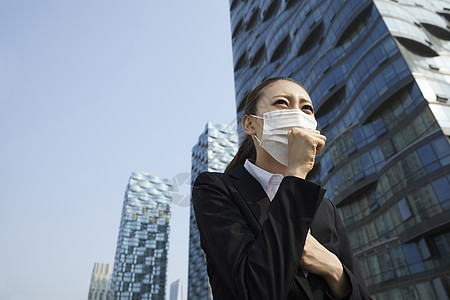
[249,114,264,144]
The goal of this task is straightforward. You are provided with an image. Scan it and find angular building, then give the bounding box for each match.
[88,262,111,300]
[188,123,238,300]
[229,0,450,299]
[169,279,183,300]
[110,172,172,300]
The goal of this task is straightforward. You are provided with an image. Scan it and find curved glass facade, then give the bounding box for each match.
[110,172,172,300]
[188,123,238,300]
[230,0,450,298]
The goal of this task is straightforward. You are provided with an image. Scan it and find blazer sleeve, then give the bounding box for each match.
[332,202,373,300]
[192,171,326,300]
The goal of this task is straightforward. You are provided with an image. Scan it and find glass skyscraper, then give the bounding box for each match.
[188,122,238,300]
[230,0,450,298]
[110,172,172,300]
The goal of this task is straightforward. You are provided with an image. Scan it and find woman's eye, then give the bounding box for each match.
[302,105,314,113]
[274,99,288,106]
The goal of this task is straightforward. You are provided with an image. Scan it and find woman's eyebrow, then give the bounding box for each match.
[271,94,313,105]
[271,94,291,99]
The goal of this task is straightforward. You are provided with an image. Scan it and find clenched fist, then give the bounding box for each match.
[285,128,326,179]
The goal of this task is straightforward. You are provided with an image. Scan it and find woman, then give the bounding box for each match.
[192,77,371,300]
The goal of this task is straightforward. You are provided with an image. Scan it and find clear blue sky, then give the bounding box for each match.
[0,1,236,299]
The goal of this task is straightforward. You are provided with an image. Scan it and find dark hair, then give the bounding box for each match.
[225,77,305,173]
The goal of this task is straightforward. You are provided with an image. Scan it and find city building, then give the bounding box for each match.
[87,262,111,300]
[110,172,172,300]
[169,279,183,300]
[229,0,450,299]
[188,122,238,300]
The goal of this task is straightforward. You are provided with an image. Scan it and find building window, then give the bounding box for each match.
[297,22,324,56]
[317,85,346,129]
[234,52,247,71]
[336,4,373,47]
[397,198,412,220]
[270,35,290,63]
[402,243,425,273]
[431,176,450,204]
[232,19,243,39]
[246,8,260,31]
[432,231,450,257]
[230,0,238,11]
[263,0,280,22]
[395,37,439,57]
[422,23,450,41]
[250,45,266,67]
[285,0,297,10]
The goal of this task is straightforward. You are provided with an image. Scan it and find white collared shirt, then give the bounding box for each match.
[243,159,309,277]
[244,159,284,201]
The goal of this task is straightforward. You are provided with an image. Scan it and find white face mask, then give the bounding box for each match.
[251,109,317,166]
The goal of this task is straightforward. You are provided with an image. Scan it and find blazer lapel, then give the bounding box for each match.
[229,165,270,228]
[228,165,314,300]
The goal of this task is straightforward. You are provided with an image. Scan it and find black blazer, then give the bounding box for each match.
[192,164,371,300]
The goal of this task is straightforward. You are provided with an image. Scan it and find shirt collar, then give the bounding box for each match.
[244,159,283,200]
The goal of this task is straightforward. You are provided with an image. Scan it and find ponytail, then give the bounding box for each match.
[225,134,256,173]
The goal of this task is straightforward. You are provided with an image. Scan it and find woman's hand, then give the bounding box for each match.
[300,233,350,298]
[285,128,326,179]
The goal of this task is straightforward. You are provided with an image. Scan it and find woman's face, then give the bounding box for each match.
[256,80,314,116]
[251,80,315,138]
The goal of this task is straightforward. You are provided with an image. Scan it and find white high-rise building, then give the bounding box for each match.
[87,262,111,300]
[169,279,183,300]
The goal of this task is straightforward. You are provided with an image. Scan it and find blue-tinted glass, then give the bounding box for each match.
[417,144,436,166]
[359,91,369,108]
[402,243,425,273]
[397,198,412,220]
[353,128,364,148]
[346,145,356,155]
[366,81,376,99]
[361,152,373,168]
[425,162,440,174]
[382,270,395,281]
[431,177,450,203]
[370,201,379,212]
[373,118,386,137]
[384,65,397,87]
[365,166,375,175]
[411,84,422,104]
[373,47,386,64]
[354,172,365,182]
[432,136,450,159]
[418,238,431,260]
[318,116,329,129]
[363,124,375,143]
[365,52,376,72]
[373,73,387,95]
[393,58,408,76]
[383,37,397,56]
[371,146,384,164]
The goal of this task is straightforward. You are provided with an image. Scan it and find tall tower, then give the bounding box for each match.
[188,122,238,300]
[87,262,111,300]
[229,0,450,299]
[169,279,183,300]
[110,172,172,300]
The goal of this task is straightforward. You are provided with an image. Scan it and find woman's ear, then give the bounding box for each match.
[242,115,257,136]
